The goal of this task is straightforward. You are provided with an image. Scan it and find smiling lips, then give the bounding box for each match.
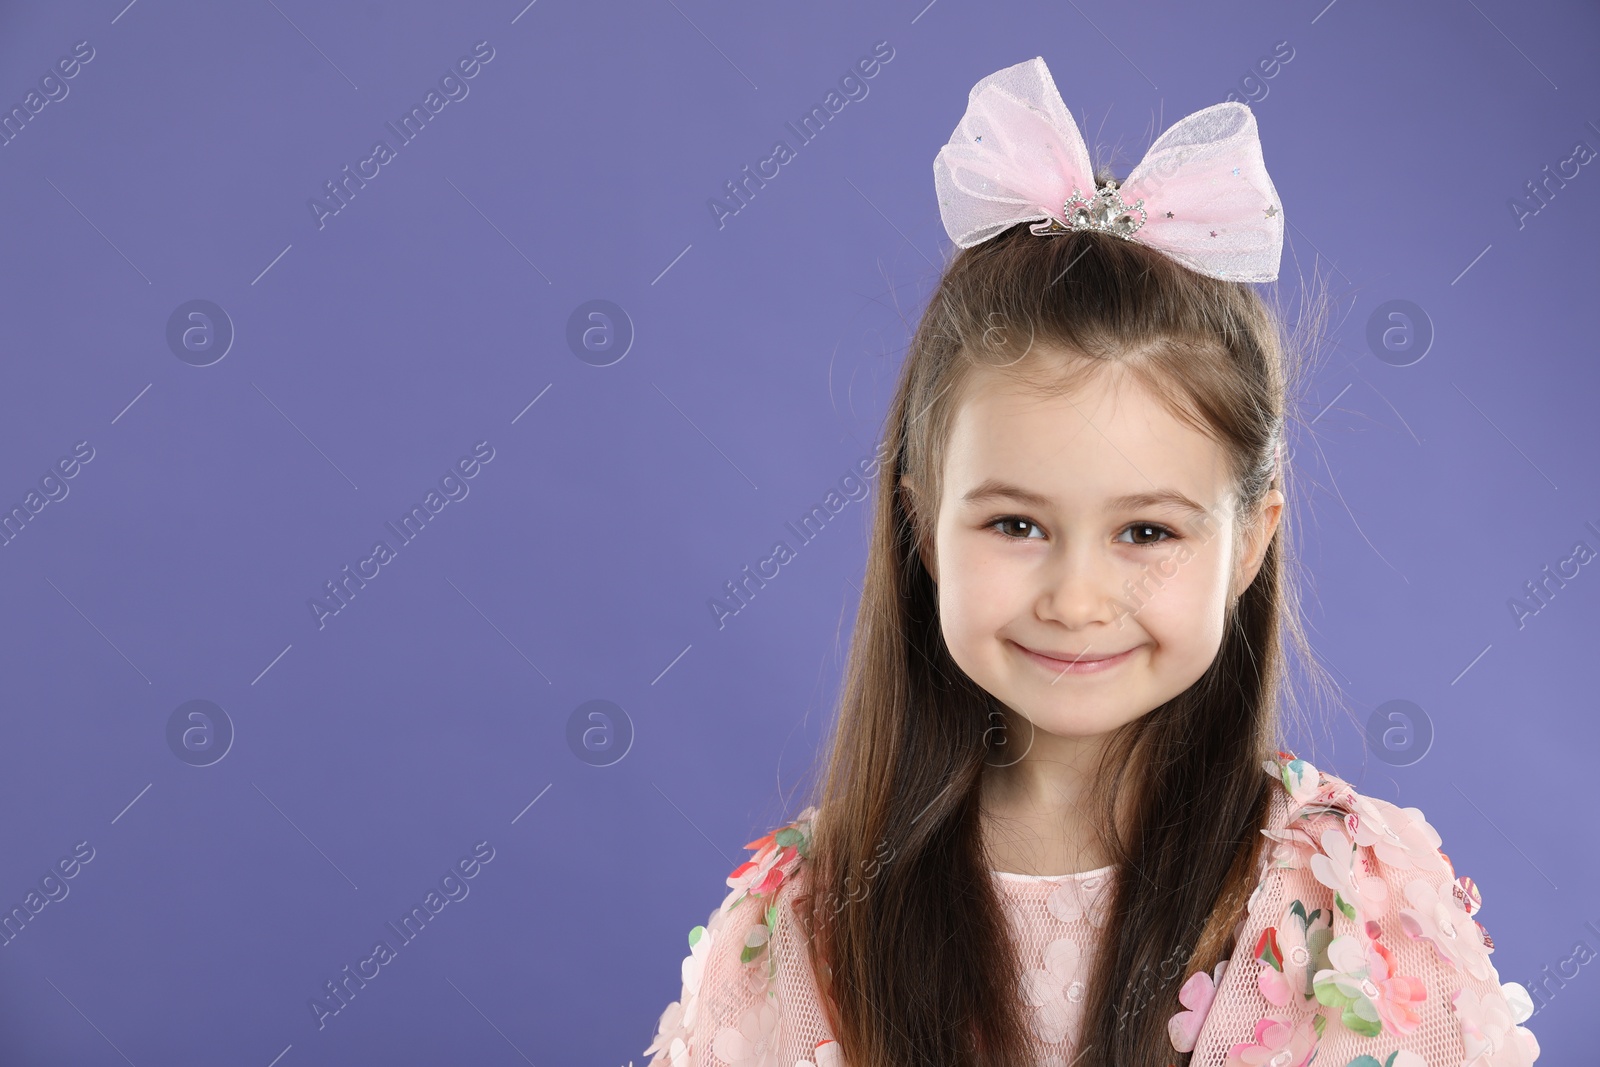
[1013,641,1137,675]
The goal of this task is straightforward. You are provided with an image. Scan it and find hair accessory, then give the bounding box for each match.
[1028,179,1148,240]
[933,56,1285,283]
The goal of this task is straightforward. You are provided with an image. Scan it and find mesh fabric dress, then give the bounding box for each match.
[643,754,1540,1067]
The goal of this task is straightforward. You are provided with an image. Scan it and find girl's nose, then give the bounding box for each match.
[1035,548,1125,627]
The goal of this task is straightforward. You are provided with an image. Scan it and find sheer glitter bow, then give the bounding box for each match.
[933,57,1285,283]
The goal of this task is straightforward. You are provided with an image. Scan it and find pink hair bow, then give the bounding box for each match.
[933,57,1285,283]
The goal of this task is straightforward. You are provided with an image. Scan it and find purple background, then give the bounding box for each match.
[0,0,1593,1063]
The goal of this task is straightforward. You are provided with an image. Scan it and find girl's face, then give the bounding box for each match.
[911,360,1283,752]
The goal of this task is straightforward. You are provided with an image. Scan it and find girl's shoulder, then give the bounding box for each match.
[1248,750,1489,983]
[1177,751,1541,1065]
[741,803,821,872]
[1253,750,1477,900]
[725,804,819,906]
[643,805,834,1067]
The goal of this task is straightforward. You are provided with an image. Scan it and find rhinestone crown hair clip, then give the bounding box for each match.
[1029,179,1148,240]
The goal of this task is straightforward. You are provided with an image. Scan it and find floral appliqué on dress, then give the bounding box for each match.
[1018,872,1114,1051]
[644,806,844,1067]
[646,754,1543,1067]
[1169,751,1541,1067]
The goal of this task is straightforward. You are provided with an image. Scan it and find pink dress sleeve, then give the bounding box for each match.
[1182,755,1541,1067]
[643,807,845,1067]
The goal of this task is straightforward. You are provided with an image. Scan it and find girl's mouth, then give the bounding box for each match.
[1012,640,1138,676]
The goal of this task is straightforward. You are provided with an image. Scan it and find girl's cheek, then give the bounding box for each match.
[943,534,1015,596]
[1123,558,1215,620]
[944,573,1004,633]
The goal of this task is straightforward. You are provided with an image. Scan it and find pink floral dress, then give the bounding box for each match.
[643,752,1541,1067]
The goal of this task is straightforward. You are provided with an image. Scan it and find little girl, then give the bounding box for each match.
[643,57,1540,1067]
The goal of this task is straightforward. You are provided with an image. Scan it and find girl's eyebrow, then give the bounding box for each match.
[960,478,1208,517]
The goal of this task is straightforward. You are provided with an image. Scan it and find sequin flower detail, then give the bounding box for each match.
[1045,871,1112,928]
[710,1002,780,1067]
[1267,753,1322,807]
[726,808,814,904]
[1263,898,1333,1004]
[644,909,729,1064]
[677,917,722,1024]
[1261,822,1322,870]
[1399,876,1494,980]
[1168,958,1228,1053]
[1022,936,1092,1045]
[1347,794,1449,875]
[1224,1013,1319,1067]
[1452,983,1540,1067]
[1253,926,1292,1007]
[1312,932,1427,1038]
[1308,824,1389,923]
[643,1001,690,1067]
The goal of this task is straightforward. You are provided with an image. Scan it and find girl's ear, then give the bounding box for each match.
[898,477,938,585]
[1230,488,1285,600]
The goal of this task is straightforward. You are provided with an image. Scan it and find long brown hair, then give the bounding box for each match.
[788,205,1341,1066]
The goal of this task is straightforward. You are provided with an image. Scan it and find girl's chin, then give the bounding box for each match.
[999,707,1135,744]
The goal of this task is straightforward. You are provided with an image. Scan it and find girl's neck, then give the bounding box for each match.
[979,750,1116,876]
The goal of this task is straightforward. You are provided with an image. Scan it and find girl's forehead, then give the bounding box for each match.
[941,371,1234,510]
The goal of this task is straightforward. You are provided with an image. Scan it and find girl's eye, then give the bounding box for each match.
[987,517,1045,540]
[984,517,1179,547]
[1116,522,1178,547]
